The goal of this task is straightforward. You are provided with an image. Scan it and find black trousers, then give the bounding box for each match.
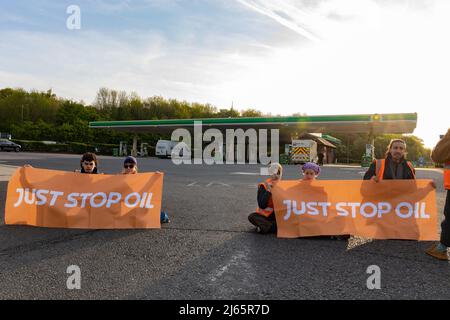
[440,190,450,246]
[248,212,277,234]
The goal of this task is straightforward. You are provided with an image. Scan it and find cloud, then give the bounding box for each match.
[0,26,272,104]
[1,0,449,147]
[235,0,322,42]
[227,0,450,147]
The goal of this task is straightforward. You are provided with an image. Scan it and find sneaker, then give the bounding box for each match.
[160,211,170,223]
[249,214,272,234]
[426,243,449,261]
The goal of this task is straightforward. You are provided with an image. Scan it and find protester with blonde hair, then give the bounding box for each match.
[248,162,282,234]
[121,156,170,224]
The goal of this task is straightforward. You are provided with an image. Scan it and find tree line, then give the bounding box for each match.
[0,87,263,147]
[0,87,431,162]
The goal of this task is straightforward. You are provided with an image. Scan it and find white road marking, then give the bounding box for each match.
[209,251,249,282]
[206,182,230,187]
[231,172,260,175]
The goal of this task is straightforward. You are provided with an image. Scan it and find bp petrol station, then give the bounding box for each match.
[89,113,417,165]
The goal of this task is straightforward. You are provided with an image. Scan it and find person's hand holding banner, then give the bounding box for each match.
[272,180,438,240]
[5,167,164,229]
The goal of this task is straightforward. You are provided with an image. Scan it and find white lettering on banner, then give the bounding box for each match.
[79,193,92,208]
[13,188,24,207]
[396,202,430,219]
[24,188,36,204]
[283,201,332,220]
[65,193,79,208]
[49,191,64,206]
[13,188,155,209]
[125,192,140,208]
[106,192,121,208]
[145,193,154,209]
[36,189,49,205]
[282,200,430,221]
[90,192,108,208]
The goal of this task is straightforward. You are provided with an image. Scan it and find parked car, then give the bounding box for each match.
[0,140,21,152]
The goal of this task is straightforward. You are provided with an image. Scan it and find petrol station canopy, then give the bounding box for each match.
[89,113,417,135]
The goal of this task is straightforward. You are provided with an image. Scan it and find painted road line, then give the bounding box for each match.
[230,172,260,175]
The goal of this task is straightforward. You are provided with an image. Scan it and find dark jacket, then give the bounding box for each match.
[363,155,415,180]
[431,128,450,164]
[80,167,99,174]
[257,184,275,220]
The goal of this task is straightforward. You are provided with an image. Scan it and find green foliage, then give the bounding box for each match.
[0,87,256,154]
[1,87,431,162]
[327,132,431,163]
[12,139,116,155]
[374,134,431,162]
[241,109,263,117]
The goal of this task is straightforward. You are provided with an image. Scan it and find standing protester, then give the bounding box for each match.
[363,139,415,181]
[121,156,170,224]
[317,151,325,166]
[426,129,450,261]
[76,152,99,174]
[248,163,283,234]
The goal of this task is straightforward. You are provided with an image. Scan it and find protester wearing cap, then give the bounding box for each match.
[248,163,283,234]
[120,155,169,224]
[122,156,138,174]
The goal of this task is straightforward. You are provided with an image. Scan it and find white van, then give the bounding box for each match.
[155,140,177,158]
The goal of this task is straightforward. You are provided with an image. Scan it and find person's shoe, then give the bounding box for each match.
[255,226,262,233]
[249,213,272,234]
[160,211,170,223]
[426,243,449,261]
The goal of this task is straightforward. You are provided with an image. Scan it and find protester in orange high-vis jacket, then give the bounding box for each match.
[363,139,415,181]
[426,129,450,261]
[248,163,283,234]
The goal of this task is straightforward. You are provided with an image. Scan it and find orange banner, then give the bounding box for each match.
[272,180,438,240]
[5,167,164,229]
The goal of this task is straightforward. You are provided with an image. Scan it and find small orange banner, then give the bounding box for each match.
[272,180,438,240]
[5,167,164,229]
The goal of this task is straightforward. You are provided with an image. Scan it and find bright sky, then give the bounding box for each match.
[1,0,449,147]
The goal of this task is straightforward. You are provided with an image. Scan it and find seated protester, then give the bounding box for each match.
[301,162,320,181]
[121,156,170,224]
[363,139,415,181]
[301,162,350,240]
[75,152,99,174]
[122,155,138,175]
[248,163,283,234]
